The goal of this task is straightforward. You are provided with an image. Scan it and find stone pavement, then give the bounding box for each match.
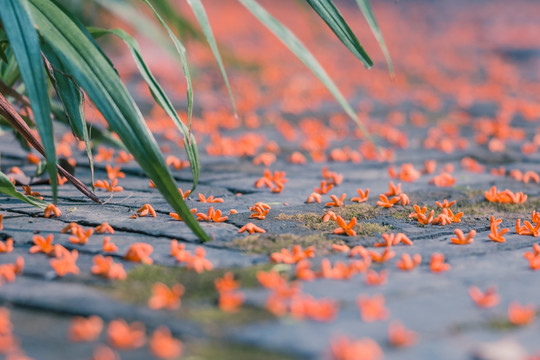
[2,0,540,359]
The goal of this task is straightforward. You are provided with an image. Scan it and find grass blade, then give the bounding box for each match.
[187,0,237,117]
[238,0,373,140]
[0,170,50,209]
[28,0,209,242]
[0,0,58,202]
[42,43,95,186]
[305,0,372,68]
[88,27,200,190]
[355,0,394,78]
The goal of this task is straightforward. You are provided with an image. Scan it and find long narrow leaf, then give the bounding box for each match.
[0,92,100,203]
[238,0,373,140]
[187,0,237,117]
[0,170,49,209]
[1,0,58,201]
[27,0,209,242]
[139,0,194,136]
[355,0,394,78]
[42,43,95,186]
[305,0,373,68]
[88,27,199,190]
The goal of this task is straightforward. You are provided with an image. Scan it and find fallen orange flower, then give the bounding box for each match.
[329,336,383,360]
[177,188,191,200]
[69,227,93,245]
[238,222,265,234]
[322,211,337,222]
[385,182,402,196]
[508,302,536,326]
[430,253,450,273]
[43,204,61,218]
[169,208,197,221]
[22,185,43,199]
[365,269,387,286]
[196,207,228,222]
[148,283,184,310]
[489,216,509,243]
[102,237,118,252]
[516,217,540,237]
[305,192,322,203]
[376,194,398,208]
[357,294,390,322]
[198,193,224,203]
[135,204,157,218]
[30,234,55,255]
[396,253,422,271]
[60,222,82,234]
[429,172,456,187]
[124,243,153,264]
[105,165,125,180]
[388,320,417,347]
[450,229,476,245]
[107,319,145,349]
[95,223,114,234]
[218,290,245,312]
[50,247,80,277]
[369,248,395,263]
[314,180,334,195]
[333,216,357,236]
[435,199,455,208]
[68,315,103,342]
[295,259,316,281]
[149,326,183,359]
[351,189,369,203]
[94,179,124,192]
[325,193,346,207]
[331,244,350,253]
[215,272,240,293]
[0,238,13,253]
[91,255,126,280]
[256,270,286,289]
[185,247,213,273]
[249,202,271,219]
[469,286,499,308]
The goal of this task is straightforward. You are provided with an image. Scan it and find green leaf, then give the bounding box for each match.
[42,42,95,186]
[187,0,237,117]
[238,0,373,140]
[0,0,58,202]
[88,26,200,191]
[0,170,49,209]
[355,0,394,78]
[305,0,372,68]
[139,0,194,139]
[27,0,209,242]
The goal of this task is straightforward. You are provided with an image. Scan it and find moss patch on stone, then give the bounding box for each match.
[230,233,331,254]
[186,340,298,360]
[106,263,272,305]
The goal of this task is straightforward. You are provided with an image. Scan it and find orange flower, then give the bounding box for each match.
[516,218,540,237]
[331,244,350,253]
[396,253,422,271]
[256,270,286,289]
[61,222,82,234]
[249,202,271,219]
[68,315,103,342]
[30,234,55,255]
[351,189,369,203]
[22,185,43,199]
[238,222,265,234]
[322,211,337,222]
[148,283,184,310]
[196,207,228,222]
[290,295,338,322]
[69,227,93,245]
[409,205,427,219]
[198,193,224,203]
[469,286,499,308]
[385,182,402,196]
[124,243,153,264]
[95,223,114,234]
[0,214,3,231]
[270,245,315,264]
[50,247,80,276]
[417,210,435,225]
[177,188,191,200]
[369,248,395,263]
[450,229,476,245]
[365,269,387,286]
[423,160,437,174]
[325,193,346,207]
[305,192,322,203]
[185,247,213,273]
[253,152,276,167]
[0,238,13,253]
[435,199,455,208]
[357,294,389,322]
[91,346,119,360]
[218,290,245,312]
[135,204,157,218]
[149,326,183,359]
[105,165,125,180]
[102,237,119,252]
[388,320,417,347]
[166,155,189,170]
[484,186,527,204]
[329,336,383,360]
[508,302,536,326]
[95,147,115,162]
[314,180,334,195]
[322,167,343,185]
[288,151,307,164]
[169,208,197,221]
[333,216,357,236]
[92,255,125,280]
[94,179,124,192]
[429,172,456,187]
[44,204,61,218]
[488,216,509,243]
[295,259,316,281]
[523,170,540,184]
[374,233,412,247]
[107,319,145,349]
[376,194,398,208]
[523,244,540,261]
[430,253,450,273]
[215,272,240,293]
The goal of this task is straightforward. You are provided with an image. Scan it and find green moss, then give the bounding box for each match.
[334,203,379,220]
[185,305,274,329]
[486,317,517,331]
[105,263,273,305]
[230,233,331,254]
[456,196,540,220]
[354,222,392,236]
[185,340,298,360]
